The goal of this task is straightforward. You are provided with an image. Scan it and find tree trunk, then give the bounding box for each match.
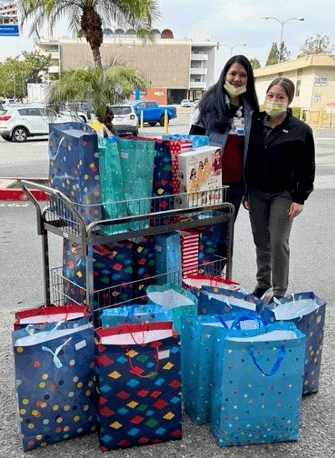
[81,4,103,67]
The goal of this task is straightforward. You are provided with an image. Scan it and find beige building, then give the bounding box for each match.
[254,54,335,112]
[34,29,217,103]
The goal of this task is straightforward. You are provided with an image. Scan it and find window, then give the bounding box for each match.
[296,80,301,97]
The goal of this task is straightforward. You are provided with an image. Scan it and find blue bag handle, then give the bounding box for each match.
[249,344,286,376]
[214,315,229,329]
[231,313,267,330]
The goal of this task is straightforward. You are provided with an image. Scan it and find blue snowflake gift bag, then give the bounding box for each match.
[210,322,306,447]
[48,122,102,224]
[95,322,182,451]
[261,291,326,395]
[12,318,97,452]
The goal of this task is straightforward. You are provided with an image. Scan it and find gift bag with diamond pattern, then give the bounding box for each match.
[95,322,182,451]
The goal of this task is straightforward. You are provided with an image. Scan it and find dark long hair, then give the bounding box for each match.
[197,55,259,132]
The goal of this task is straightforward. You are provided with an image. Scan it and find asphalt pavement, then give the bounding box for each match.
[0,122,334,457]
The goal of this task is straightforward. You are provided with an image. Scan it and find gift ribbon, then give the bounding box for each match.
[42,337,72,369]
[249,344,286,377]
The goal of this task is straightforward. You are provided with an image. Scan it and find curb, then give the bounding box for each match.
[0,188,49,201]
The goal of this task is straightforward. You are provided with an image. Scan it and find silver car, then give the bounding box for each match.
[0,105,77,142]
[109,104,139,136]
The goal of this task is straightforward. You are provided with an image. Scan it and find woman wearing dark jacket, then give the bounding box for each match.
[244,77,315,301]
[189,55,259,265]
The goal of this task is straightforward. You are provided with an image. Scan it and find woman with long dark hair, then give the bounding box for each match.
[244,77,315,301]
[190,55,259,268]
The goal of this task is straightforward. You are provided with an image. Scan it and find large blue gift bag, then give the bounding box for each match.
[210,322,306,447]
[132,236,157,299]
[13,319,97,451]
[197,286,262,316]
[100,303,174,327]
[95,322,182,451]
[63,240,133,310]
[262,291,326,395]
[180,312,267,426]
[146,283,198,332]
[13,304,90,330]
[154,232,182,286]
[48,122,101,224]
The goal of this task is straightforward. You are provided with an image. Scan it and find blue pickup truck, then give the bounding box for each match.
[132,100,177,126]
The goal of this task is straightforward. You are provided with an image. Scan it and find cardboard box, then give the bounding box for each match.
[176,146,223,208]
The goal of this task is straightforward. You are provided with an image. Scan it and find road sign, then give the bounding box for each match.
[0,24,19,36]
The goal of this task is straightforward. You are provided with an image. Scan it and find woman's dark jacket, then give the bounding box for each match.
[245,112,315,204]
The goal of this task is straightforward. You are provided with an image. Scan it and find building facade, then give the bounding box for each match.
[0,0,18,24]
[35,29,217,103]
[254,54,335,111]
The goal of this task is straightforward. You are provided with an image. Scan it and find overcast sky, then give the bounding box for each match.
[1,0,334,80]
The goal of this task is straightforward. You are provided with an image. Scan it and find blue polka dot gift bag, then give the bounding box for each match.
[261,291,326,395]
[48,122,102,225]
[12,318,97,452]
[210,321,306,447]
[95,322,182,451]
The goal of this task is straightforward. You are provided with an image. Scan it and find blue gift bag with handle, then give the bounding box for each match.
[12,318,97,452]
[100,303,174,327]
[180,311,267,425]
[95,322,182,451]
[210,321,306,447]
[48,122,102,224]
[261,291,326,395]
[197,286,263,316]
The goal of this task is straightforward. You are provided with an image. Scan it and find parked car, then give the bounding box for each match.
[181,99,192,107]
[132,100,177,126]
[0,105,78,142]
[109,104,139,136]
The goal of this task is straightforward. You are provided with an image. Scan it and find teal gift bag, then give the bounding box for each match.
[98,136,129,234]
[118,139,156,230]
[210,322,306,447]
[146,283,198,332]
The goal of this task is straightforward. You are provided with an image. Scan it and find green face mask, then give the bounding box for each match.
[264,99,288,116]
[224,81,247,97]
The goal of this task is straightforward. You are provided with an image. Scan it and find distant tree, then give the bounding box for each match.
[266,42,278,66]
[18,0,160,68]
[23,50,52,83]
[47,60,147,125]
[250,58,261,69]
[278,42,290,63]
[299,33,334,56]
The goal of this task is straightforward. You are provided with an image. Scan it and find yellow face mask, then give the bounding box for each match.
[264,99,288,116]
[224,81,247,97]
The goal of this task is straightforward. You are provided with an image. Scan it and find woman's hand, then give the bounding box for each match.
[289,202,304,220]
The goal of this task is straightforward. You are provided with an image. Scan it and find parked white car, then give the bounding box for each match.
[109,104,139,136]
[181,99,192,107]
[0,105,78,142]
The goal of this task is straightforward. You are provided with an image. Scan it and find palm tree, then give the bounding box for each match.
[47,60,148,127]
[19,0,160,67]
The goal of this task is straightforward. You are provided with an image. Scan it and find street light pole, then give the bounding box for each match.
[218,42,247,56]
[262,16,304,63]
